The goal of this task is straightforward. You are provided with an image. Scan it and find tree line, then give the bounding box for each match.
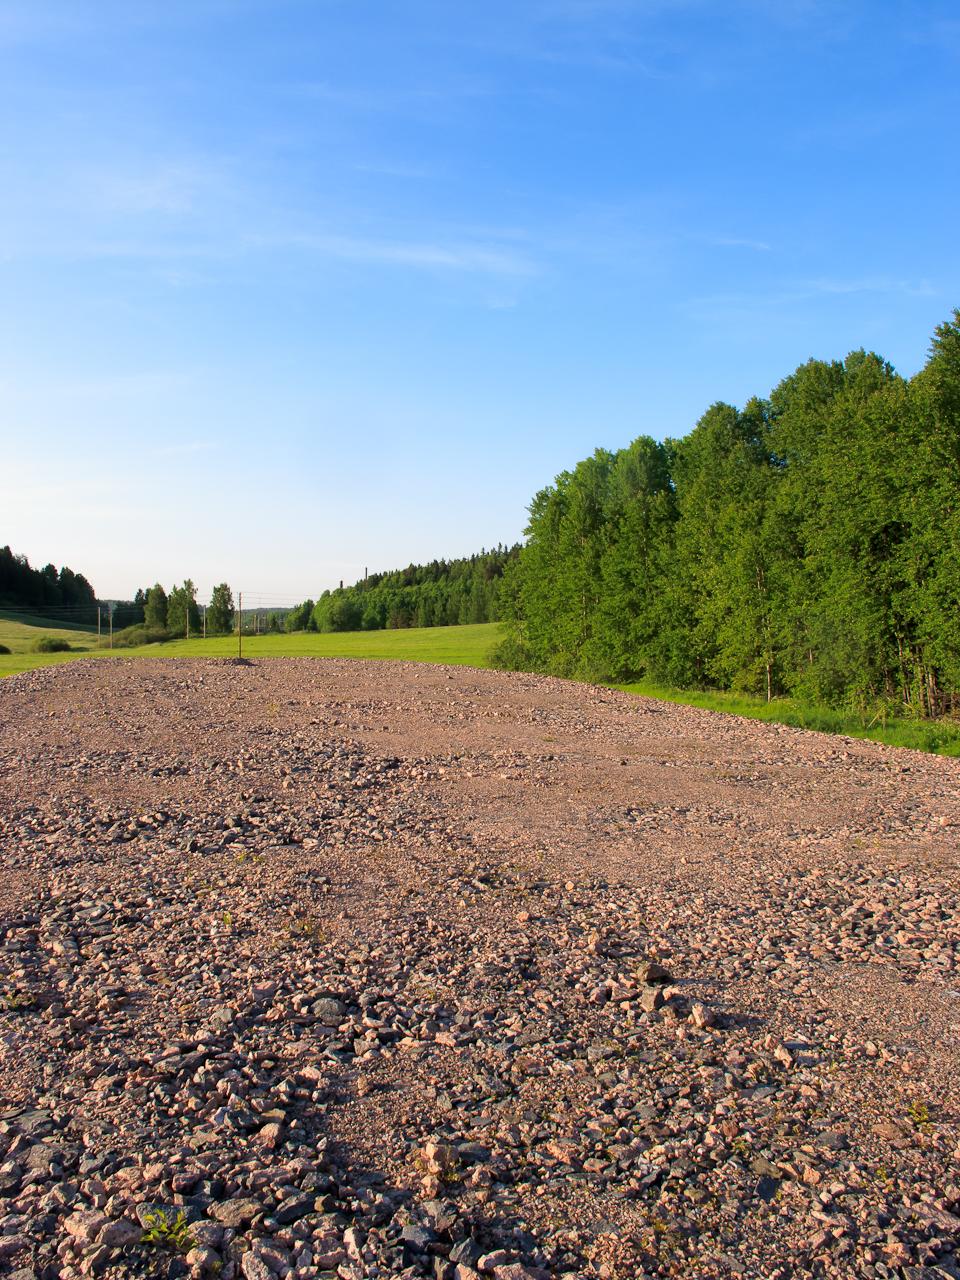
[121,548,520,643]
[1,544,519,644]
[300,546,520,633]
[0,547,97,621]
[494,311,960,718]
[108,582,236,644]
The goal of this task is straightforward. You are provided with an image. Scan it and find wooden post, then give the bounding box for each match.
[203,606,206,639]
[97,606,101,644]
[109,605,113,649]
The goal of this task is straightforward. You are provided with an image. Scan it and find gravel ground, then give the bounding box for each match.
[1,657,958,1280]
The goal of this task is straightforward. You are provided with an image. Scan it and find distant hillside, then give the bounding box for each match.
[0,611,98,654]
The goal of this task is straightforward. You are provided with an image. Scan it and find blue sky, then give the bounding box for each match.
[2,0,958,601]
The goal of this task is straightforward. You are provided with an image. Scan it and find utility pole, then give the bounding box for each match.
[97,606,101,645]
[238,592,242,660]
[202,606,206,639]
[109,605,113,650]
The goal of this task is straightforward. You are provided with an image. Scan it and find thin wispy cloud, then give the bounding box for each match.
[92,164,225,216]
[237,231,539,276]
[0,217,539,278]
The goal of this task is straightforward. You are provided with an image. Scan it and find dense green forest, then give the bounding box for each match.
[494,312,960,718]
[303,546,520,632]
[0,546,98,621]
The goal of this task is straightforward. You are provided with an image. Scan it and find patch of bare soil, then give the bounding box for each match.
[1,657,958,1280]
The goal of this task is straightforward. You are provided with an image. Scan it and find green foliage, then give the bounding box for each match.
[141,1208,194,1251]
[906,1100,932,1132]
[166,579,201,638]
[207,583,235,634]
[31,635,71,653]
[302,546,520,634]
[285,598,315,632]
[144,583,168,630]
[110,594,146,630]
[499,311,960,719]
[0,545,97,621]
[106,624,169,648]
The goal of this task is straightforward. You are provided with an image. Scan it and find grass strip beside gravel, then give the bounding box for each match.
[613,679,960,758]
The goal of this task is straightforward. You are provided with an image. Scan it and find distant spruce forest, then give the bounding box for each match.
[4,310,958,718]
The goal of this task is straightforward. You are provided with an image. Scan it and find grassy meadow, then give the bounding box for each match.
[114,623,502,666]
[0,621,503,679]
[0,610,99,653]
[2,615,959,757]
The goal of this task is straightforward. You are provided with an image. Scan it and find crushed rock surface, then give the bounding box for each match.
[1,656,959,1280]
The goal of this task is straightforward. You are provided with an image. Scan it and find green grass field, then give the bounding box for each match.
[2,615,959,757]
[0,621,503,678]
[118,623,502,666]
[0,610,99,659]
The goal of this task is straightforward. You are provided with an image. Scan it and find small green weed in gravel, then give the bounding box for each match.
[906,1099,932,1132]
[141,1209,194,1251]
